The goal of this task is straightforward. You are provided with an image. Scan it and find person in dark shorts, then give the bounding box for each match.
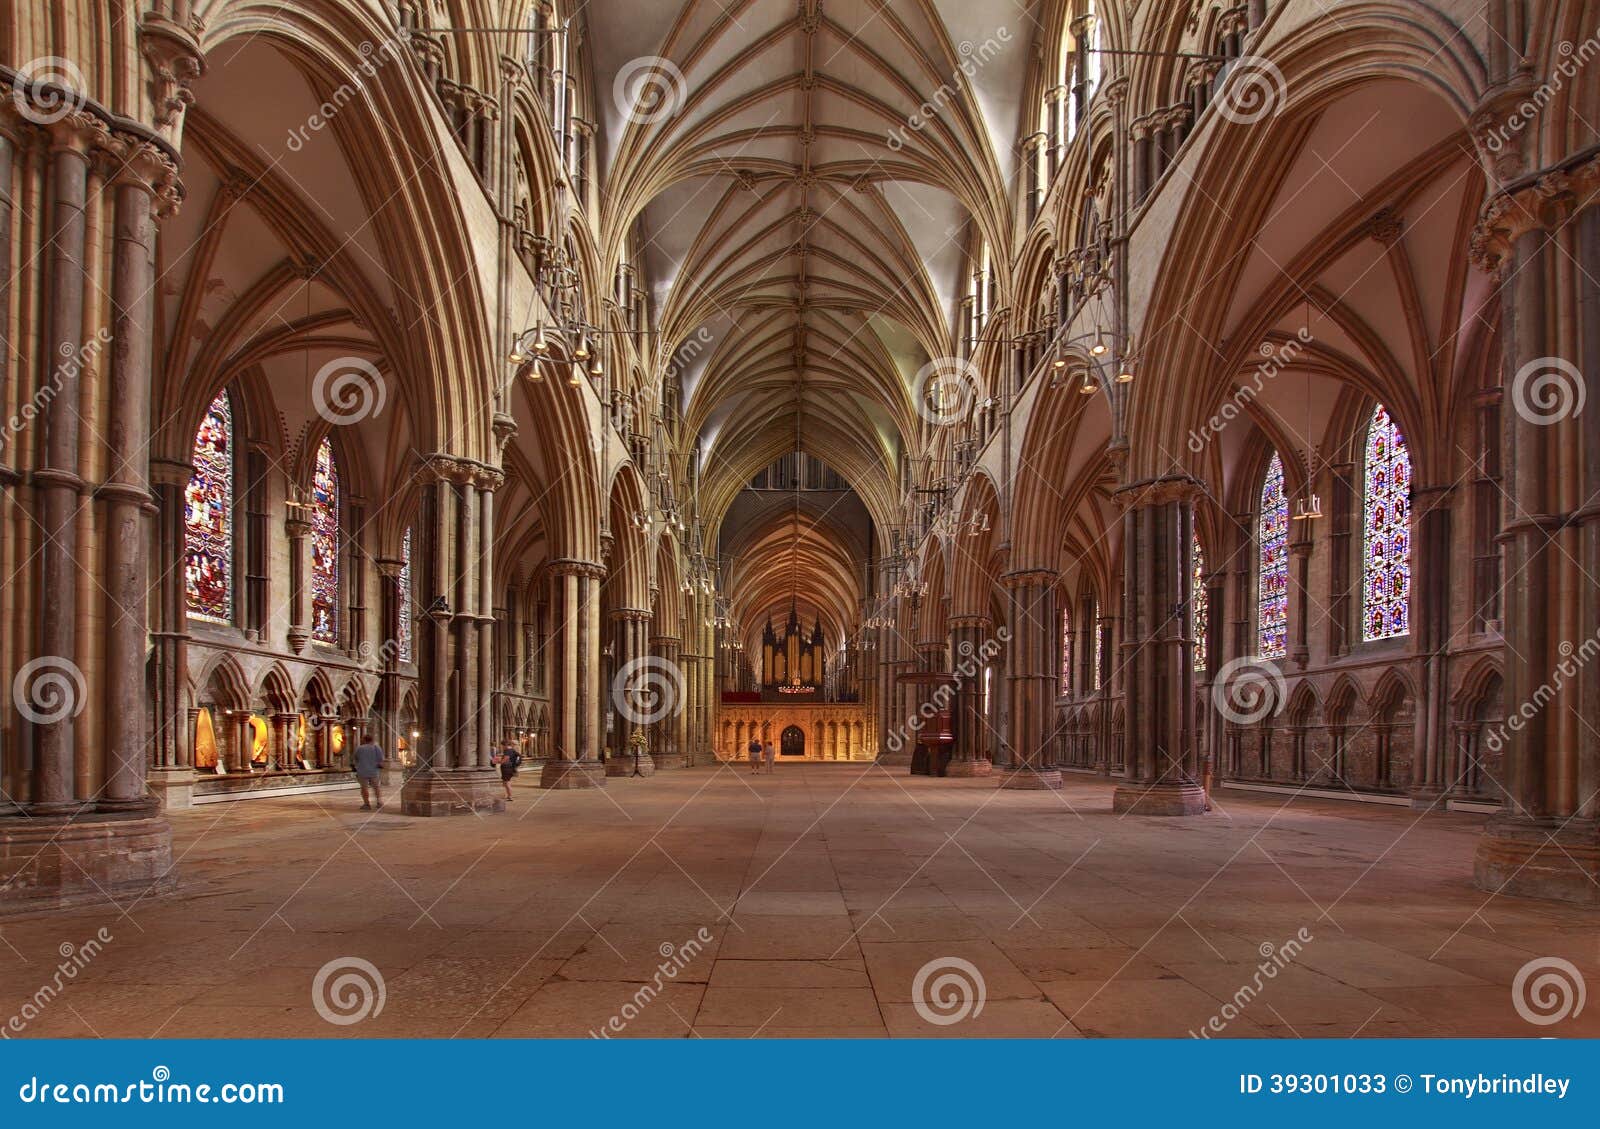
[747,738,762,772]
[495,743,522,801]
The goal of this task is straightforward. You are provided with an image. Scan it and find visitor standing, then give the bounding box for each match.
[353,736,385,811]
[495,742,521,801]
[748,738,762,773]
[763,738,776,775]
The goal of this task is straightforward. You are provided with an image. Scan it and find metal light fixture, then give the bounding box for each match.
[1078,367,1099,395]
[1089,329,1109,357]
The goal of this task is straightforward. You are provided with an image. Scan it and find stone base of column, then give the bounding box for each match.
[606,752,657,778]
[1112,781,1208,815]
[1474,816,1600,905]
[147,766,195,811]
[0,813,174,915]
[997,767,1063,790]
[648,750,680,771]
[1408,785,1447,811]
[540,759,605,790]
[400,768,506,815]
[945,758,994,778]
[876,748,914,766]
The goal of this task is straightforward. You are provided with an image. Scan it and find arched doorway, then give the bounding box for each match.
[780,725,805,758]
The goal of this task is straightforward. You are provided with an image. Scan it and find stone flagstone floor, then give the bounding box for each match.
[1,764,1596,1038]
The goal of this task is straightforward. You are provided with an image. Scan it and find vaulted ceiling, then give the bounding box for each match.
[589,0,1033,529]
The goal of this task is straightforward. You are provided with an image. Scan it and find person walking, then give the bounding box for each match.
[747,737,762,773]
[353,735,385,811]
[763,738,776,775]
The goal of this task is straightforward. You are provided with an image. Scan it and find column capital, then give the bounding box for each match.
[1000,567,1058,590]
[1112,473,1205,510]
[611,607,651,622]
[1470,147,1600,272]
[947,615,992,631]
[549,558,606,581]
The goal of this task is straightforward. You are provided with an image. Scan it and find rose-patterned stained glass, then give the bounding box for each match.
[1257,452,1289,659]
[311,438,340,644]
[1192,534,1208,672]
[185,391,233,622]
[397,526,414,664]
[1363,403,1412,641]
[1060,607,1071,696]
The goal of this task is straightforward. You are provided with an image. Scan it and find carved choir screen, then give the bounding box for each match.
[1258,452,1289,659]
[1362,403,1412,641]
[1192,533,1208,672]
[185,391,234,622]
[311,437,340,644]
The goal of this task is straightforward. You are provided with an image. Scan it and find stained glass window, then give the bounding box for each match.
[185,391,233,622]
[1091,604,1103,690]
[1363,403,1412,641]
[1257,452,1289,659]
[311,438,340,644]
[1192,533,1208,672]
[1060,608,1072,696]
[397,526,414,664]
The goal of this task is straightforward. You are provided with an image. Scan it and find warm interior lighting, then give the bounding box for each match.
[1090,330,1108,356]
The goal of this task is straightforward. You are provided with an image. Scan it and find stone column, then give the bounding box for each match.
[284,512,312,655]
[1112,476,1206,814]
[607,609,656,777]
[999,570,1061,789]
[400,460,504,814]
[98,143,166,811]
[540,560,607,788]
[1410,484,1453,805]
[650,635,682,769]
[947,617,993,777]
[27,115,96,816]
[148,458,194,808]
[1471,160,1600,901]
[374,555,405,786]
